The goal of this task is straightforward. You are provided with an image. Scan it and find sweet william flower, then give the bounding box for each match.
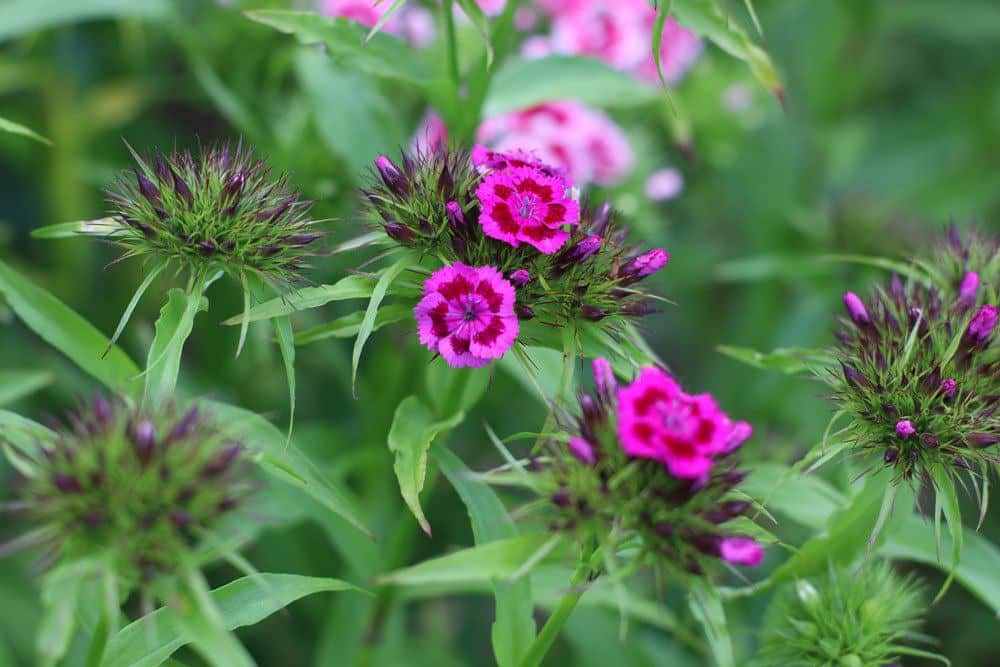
[415,263,519,367]
[719,536,765,567]
[476,165,580,254]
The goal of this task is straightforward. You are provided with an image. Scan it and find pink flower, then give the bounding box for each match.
[940,378,958,399]
[569,437,596,464]
[320,0,385,26]
[548,2,649,70]
[476,165,580,254]
[592,357,617,400]
[634,15,704,85]
[843,292,870,326]
[415,263,519,367]
[321,1,434,46]
[895,420,916,440]
[476,0,506,16]
[411,110,449,154]
[616,367,749,480]
[619,248,669,283]
[476,101,633,186]
[645,168,684,201]
[958,271,980,308]
[719,536,764,567]
[968,305,998,344]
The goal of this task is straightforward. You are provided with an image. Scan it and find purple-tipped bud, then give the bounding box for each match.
[842,292,870,326]
[592,358,617,401]
[968,433,999,449]
[135,170,160,203]
[171,168,193,206]
[579,394,601,425]
[264,195,296,224]
[884,447,899,464]
[131,419,157,463]
[445,201,464,229]
[895,420,916,440]
[551,490,572,507]
[724,421,753,453]
[654,522,673,537]
[619,248,669,284]
[619,301,658,317]
[168,407,199,443]
[509,269,530,288]
[568,437,597,465]
[202,443,242,477]
[882,402,898,416]
[383,221,412,243]
[967,305,998,344]
[53,474,82,494]
[921,434,939,449]
[515,304,535,320]
[155,157,170,182]
[375,155,407,196]
[197,240,216,256]
[589,201,613,235]
[940,378,958,399]
[170,510,193,529]
[437,163,454,196]
[841,362,870,390]
[561,235,601,265]
[581,305,608,321]
[958,272,980,309]
[221,170,246,204]
[258,245,281,258]
[92,396,114,426]
[286,233,321,247]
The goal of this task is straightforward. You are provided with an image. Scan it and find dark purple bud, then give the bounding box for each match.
[264,195,296,224]
[135,170,160,203]
[722,500,751,517]
[882,403,897,416]
[437,163,454,196]
[198,240,217,256]
[889,274,906,303]
[170,510,193,529]
[619,248,669,284]
[579,394,601,424]
[551,490,572,508]
[384,221,413,243]
[375,155,408,196]
[82,511,104,528]
[561,235,602,265]
[895,420,916,440]
[948,223,963,251]
[909,307,923,326]
[171,168,193,207]
[259,245,281,258]
[589,201,613,235]
[155,157,170,182]
[202,443,242,477]
[841,362,870,390]
[222,170,246,205]
[92,396,113,426]
[843,292,870,326]
[53,474,82,494]
[958,272,980,310]
[620,301,659,317]
[967,305,998,344]
[954,456,971,469]
[940,378,958,399]
[221,239,236,252]
[884,447,899,464]
[581,305,608,321]
[130,419,156,463]
[286,233,321,247]
[168,407,199,443]
[445,201,464,229]
[654,522,673,537]
[509,269,530,288]
[568,437,596,465]
[921,434,939,449]
[721,469,749,487]
[968,433,999,449]
[689,532,722,557]
[515,304,535,320]
[218,497,241,512]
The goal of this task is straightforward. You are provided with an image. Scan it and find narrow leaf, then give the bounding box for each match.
[272,315,296,441]
[144,284,207,406]
[687,579,733,667]
[352,254,414,395]
[0,370,52,406]
[220,275,376,325]
[0,115,51,144]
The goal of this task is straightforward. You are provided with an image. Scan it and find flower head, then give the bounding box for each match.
[517,359,763,577]
[476,165,580,253]
[105,142,319,286]
[415,263,519,367]
[5,397,253,586]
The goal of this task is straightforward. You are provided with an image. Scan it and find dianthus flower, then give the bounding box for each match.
[515,359,763,575]
[476,165,580,253]
[823,226,998,498]
[320,0,434,46]
[415,263,519,367]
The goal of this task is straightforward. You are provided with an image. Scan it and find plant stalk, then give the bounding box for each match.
[518,559,592,667]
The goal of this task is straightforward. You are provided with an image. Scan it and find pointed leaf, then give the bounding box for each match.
[0,370,52,406]
[221,275,376,325]
[716,345,830,375]
[144,284,207,405]
[352,254,415,394]
[0,115,50,144]
[272,315,296,440]
[688,579,733,667]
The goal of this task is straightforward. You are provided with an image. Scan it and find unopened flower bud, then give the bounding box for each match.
[375,155,408,197]
[568,437,596,465]
[842,292,870,326]
[581,305,608,321]
[445,201,464,229]
[967,305,998,345]
[940,378,958,399]
[515,304,535,320]
[619,248,669,284]
[841,362,870,391]
[921,434,939,449]
[884,447,899,464]
[967,433,999,449]
[958,272,980,309]
[509,269,530,288]
[135,170,160,204]
[895,420,916,440]
[130,419,156,463]
[589,201,613,235]
[383,221,413,243]
[620,301,658,317]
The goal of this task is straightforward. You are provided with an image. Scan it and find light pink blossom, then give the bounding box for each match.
[415,263,519,367]
[476,165,580,253]
[645,168,684,201]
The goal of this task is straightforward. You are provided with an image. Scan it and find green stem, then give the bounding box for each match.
[442,0,461,89]
[518,560,591,667]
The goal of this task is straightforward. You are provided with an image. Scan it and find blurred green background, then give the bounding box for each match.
[1,0,998,665]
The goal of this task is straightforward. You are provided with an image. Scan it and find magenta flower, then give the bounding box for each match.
[620,248,669,283]
[476,165,580,254]
[843,291,870,326]
[645,168,684,202]
[634,15,704,85]
[719,536,765,567]
[415,263,519,367]
[958,271,980,308]
[967,304,998,344]
[940,378,958,399]
[616,367,744,480]
[895,420,916,440]
[568,437,596,464]
[321,0,434,46]
[592,357,617,401]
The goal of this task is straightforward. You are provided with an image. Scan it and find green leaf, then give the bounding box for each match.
[0,115,50,144]
[294,304,411,346]
[272,315,296,441]
[244,10,434,85]
[483,56,659,116]
[928,466,963,599]
[221,275,376,325]
[103,574,361,667]
[670,0,782,97]
[0,370,51,406]
[688,579,733,667]
[352,254,415,395]
[434,446,536,667]
[0,0,168,41]
[740,462,844,527]
[454,0,495,69]
[387,396,465,536]
[716,345,830,375]
[144,284,207,406]
[0,260,140,392]
[36,561,92,667]
[882,515,1000,617]
[31,218,121,239]
[379,533,552,587]
[204,400,372,538]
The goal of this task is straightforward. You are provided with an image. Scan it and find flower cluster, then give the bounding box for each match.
[524,0,703,86]
[536,359,763,574]
[756,562,932,667]
[828,227,998,486]
[363,147,670,367]
[6,397,253,585]
[105,142,320,286]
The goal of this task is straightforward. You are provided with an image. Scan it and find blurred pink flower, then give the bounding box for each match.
[719,536,764,567]
[415,263,519,367]
[645,168,684,201]
[320,0,434,45]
